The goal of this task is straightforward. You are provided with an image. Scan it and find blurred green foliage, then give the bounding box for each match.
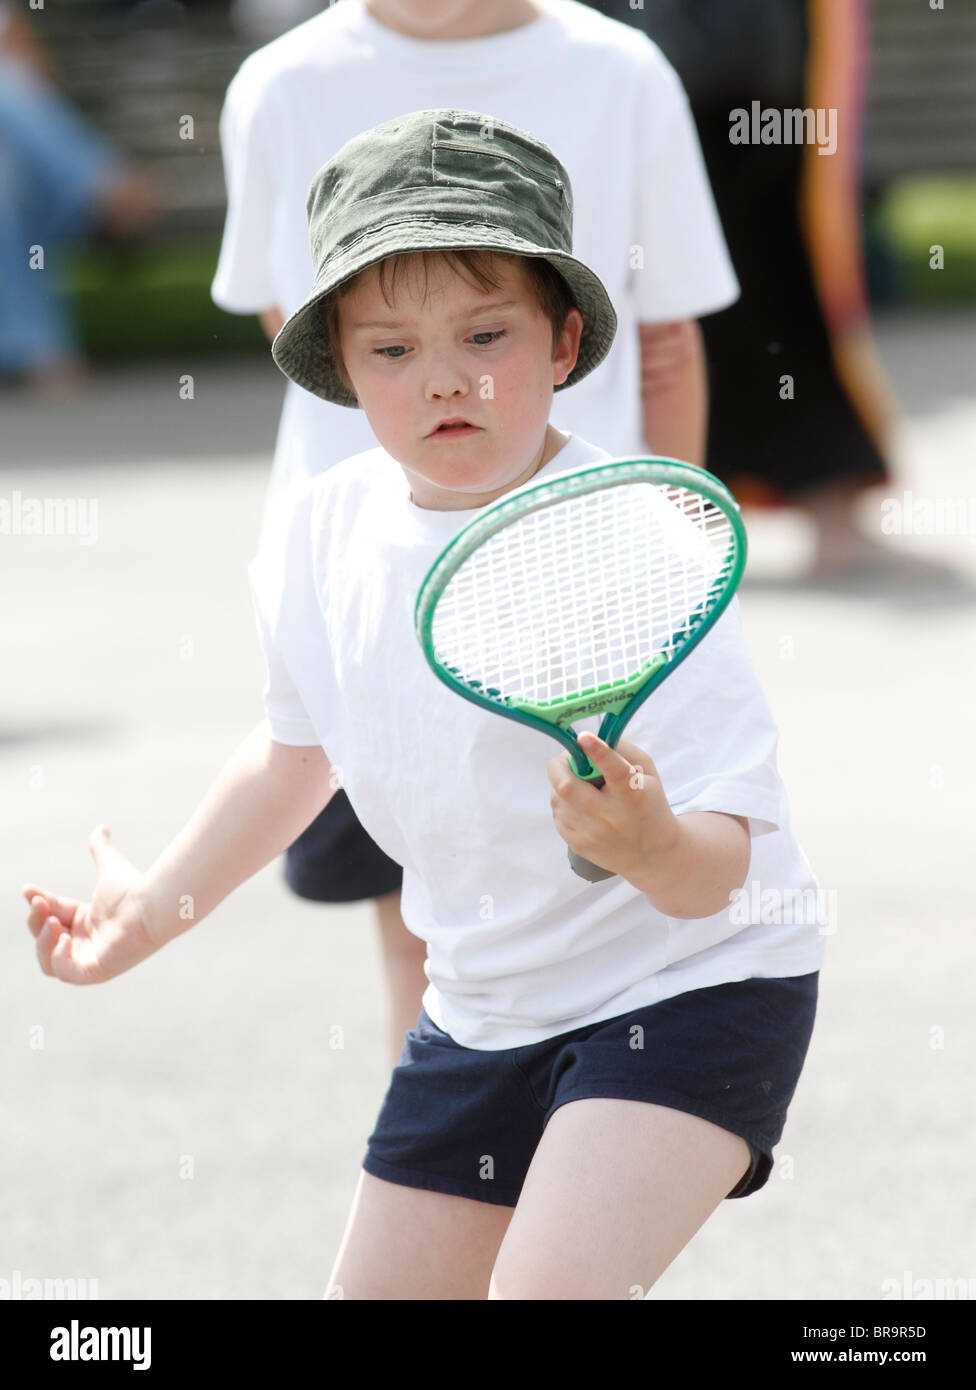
[869,176,976,304]
[66,239,268,359]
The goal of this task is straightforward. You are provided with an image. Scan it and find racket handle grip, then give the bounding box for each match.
[566,772,616,881]
[568,847,617,882]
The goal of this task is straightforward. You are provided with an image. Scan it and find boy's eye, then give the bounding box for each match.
[371,330,506,359]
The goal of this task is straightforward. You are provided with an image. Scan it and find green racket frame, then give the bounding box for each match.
[415,457,747,782]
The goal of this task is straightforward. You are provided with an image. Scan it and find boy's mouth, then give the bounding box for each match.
[427,417,481,437]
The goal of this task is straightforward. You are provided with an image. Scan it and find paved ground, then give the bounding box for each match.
[2,309,975,1300]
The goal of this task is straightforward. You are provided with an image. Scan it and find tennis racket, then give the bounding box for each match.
[415,457,747,882]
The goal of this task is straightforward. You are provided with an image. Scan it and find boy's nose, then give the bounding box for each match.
[423,357,469,402]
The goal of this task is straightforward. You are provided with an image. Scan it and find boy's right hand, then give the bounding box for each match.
[23,825,160,985]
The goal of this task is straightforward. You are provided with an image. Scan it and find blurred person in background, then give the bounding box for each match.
[212,0,738,1068]
[587,0,908,581]
[0,2,158,397]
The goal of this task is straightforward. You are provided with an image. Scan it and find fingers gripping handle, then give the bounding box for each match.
[566,773,617,882]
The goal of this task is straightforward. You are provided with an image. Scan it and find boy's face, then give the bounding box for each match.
[336,253,583,510]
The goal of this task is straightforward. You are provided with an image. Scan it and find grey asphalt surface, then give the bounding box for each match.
[2,309,975,1301]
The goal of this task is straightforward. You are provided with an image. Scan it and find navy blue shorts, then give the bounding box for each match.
[363,972,819,1206]
[284,789,402,903]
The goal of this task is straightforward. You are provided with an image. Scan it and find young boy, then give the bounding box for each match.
[211,0,740,1067]
[24,111,823,1300]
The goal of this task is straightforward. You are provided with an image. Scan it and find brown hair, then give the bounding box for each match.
[323,249,576,392]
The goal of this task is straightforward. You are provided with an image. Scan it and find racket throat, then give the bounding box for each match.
[507,652,668,729]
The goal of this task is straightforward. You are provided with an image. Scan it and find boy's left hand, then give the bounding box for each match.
[547,731,679,883]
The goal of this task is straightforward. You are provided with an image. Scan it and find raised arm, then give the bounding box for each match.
[24,722,335,984]
[138,721,333,944]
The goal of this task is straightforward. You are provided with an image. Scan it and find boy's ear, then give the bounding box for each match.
[553,307,584,387]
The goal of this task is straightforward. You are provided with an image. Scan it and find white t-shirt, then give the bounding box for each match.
[212,0,739,539]
[248,432,826,1051]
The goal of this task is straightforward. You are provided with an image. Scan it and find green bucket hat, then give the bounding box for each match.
[271,108,618,407]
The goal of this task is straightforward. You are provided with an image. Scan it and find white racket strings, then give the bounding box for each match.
[431,482,736,710]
